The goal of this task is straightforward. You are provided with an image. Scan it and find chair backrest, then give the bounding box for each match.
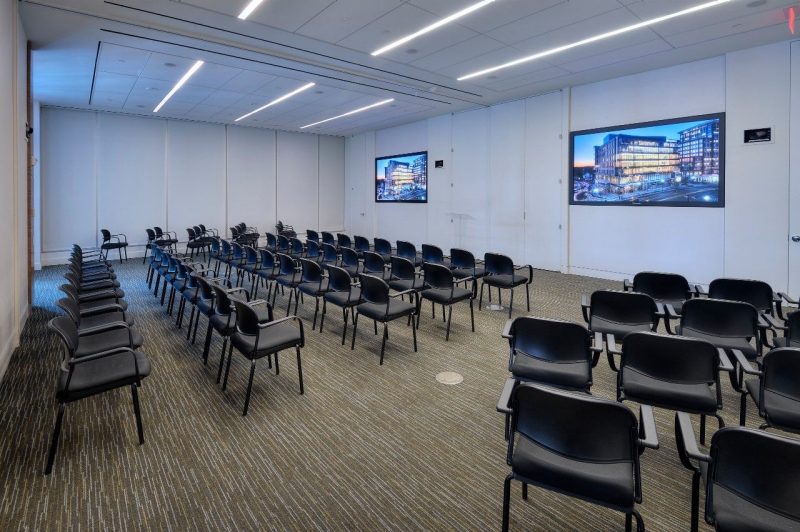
[681,298,758,339]
[48,316,79,359]
[354,235,370,253]
[277,235,290,251]
[195,275,216,301]
[199,224,208,233]
[231,242,244,259]
[786,310,800,343]
[210,237,221,253]
[146,228,156,242]
[193,225,203,236]
[265,232,277,249]
[220,239,232,255]
[306,240,321,258]
[290,238,304,255]
[337,233,352,249]
[363,251,385,274]
[258,249,276,270]
[590,290,658,330]
[154,226,165,238]
[421,244,444,265]
[396,240,416,261]
[233,299,274,338]
[450,248,475,270]
[390,256,415,281]
[761,347,800,414]
[100,229,112,243]
[422,262,453,290]
[210,284,235,316]
[512,383,639,466]
[708,427,800,525]
[484,252,514,275]
[186,227,197,240]
[300,258,323,283]
[340,247,359,267]
[277,253,296,276]
[230,226,240,238]
[632,271,691,303]
[322,231,335,246]
[321,243,338,263]
[56,298,82,325]
[708,278,774,314]
[374,238,392,256]
[306,229,319,242]
[622,332,718,387]
[509,316,591,364]
[244,246,258,264]
[327,265,353,292]
[358,274,390,305]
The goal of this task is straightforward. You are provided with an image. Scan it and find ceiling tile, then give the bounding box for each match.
[557,38,673,74]
[221,70,278,93]
[92,71,137,95]
[409,34,506,72]
[663,7,790,48]
[295,0,404,43]
[240,0,337,32]
[337,4,443,53]
[96,43,151,76]
[188,62,242,89]
[91,91,126,109]
[408,0,567,32]
[139,53,199,83]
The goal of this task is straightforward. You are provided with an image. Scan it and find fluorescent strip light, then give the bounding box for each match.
[235,82,316,122]
[457,0,733,81]
[371,0,496,56]
[238,0,265,20]
[301,99,395,129]
[153,60,204,113]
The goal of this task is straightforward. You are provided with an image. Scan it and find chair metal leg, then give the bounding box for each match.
[186,307,196,340]
[379,323,388,365]
[700,414,707,445]
[525,284,530,312]
[217,337,228,383]
[470,300,475,332]
[351,312,359,350]
[625,513,632,532]
[286,288,293,316]
[508,288,514,318]
[445,306,452,341]
[442,304,446,322]
[44,403,65,475]
[222,342,234,391]
[131,384,144,444]
[191,312,201,344]
[521,482,528,500]
[320,299,328,332]
[411,313,418,352]
[294,289,300,315]
[295,346,304,395]
[691,471,700,532]
[432,300,435,319]
[739,392,747,426]
[202,324,213,365]
[502,473,512,532]
[374,320,378,335]
[340,307,348,345]
[242,359,256,416]
[312,298,319,330]
[633,510,645,532]
[274,352,280,375]
[479,282,484,309]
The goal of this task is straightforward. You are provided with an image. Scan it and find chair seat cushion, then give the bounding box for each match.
[590,317,652,339]
[79,298,128,313]
[388,278,425,292]
[452,267,485,279]
[102,242,127,249]
[712,484,800,532]
[746,378,800,431]
[58,350,150,401]
[78,288,126,301]
[512,435,635,510]
[621,368,717,413]
[79,311,133,328]
[231,321,302,358]
[276,274,300,287]
[511,354,590,390]
[298,279,330,296]
[680,328,757,359]
[421,286,473,305]
[325,288,362,307]
[357,299,415,321]
[76,327,144,357]
[484,273,528,288]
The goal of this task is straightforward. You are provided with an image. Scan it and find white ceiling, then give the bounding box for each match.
[21,0,800,136]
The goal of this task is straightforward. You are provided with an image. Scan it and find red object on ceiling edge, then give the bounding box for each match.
[790,6,796,35]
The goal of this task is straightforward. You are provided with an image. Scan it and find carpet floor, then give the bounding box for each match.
[0,259,767,531]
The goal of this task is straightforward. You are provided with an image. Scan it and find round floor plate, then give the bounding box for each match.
[485,304,505,311]
[436,371,464,385]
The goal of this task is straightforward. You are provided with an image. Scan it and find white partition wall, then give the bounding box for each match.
[452,109,491,256]
[39,108,345,265]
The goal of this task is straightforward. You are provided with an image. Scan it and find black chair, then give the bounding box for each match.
[337,233,352,250]
[208,284,261,384]
[388,256,425,301]
[185,227,207,258]
[297,258,330,330]
[421,244,450,268]
[624,271,692,315]
[619,332,730,444]
[340,247,361,277]
[733,347,800,432]
[305,240,323,264]
[480,253,532,318]
[322,231,336,250]
[774,309,800,348]
[321,243,339,267]
[154,226,178,252]
[57,295,132,328]
[100,229,128,263]
[676,414,800,532]
[54,298,143,353]
[396,240,422,268]
[707,278,780,347]
[226,298,304,416]
[289,237,305,259]
[276,220,296,238]
[264,232,278,252]
[273,253,302,316]
[306,229,319,243]
[581,290,660,370]
[352,274,418,365]
[320,265,362,345]
[362,251,391,281]
[374,237,392,262]
[143,228,171,264]
[671,298,762,360]
[45,316,150,475]
[502,384,657,532]
[450,248,485,282]
[215,239,234,278]
[253,249,279,300]
[353,235,370,257]
[238,245,260,291]
[276,235,290,254]
[418,263,475,341]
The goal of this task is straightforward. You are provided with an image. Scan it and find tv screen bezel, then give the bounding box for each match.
[568,112,725,208]
[374,150,429,204]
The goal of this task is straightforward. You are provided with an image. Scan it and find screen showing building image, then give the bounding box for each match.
[570,113,724,206]
[375,151,428,203]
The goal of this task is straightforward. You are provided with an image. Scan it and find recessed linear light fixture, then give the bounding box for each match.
[457,0,733,81]
[301,98,395,129]
[153,60,204,113]
[371,0,496,56]
[235,82,316,122]
[238,0,265,20]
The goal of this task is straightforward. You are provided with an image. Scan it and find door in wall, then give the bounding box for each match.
[789,41,800,295]
[346,133,374,237]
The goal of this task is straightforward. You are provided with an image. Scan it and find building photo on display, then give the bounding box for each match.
[375,151,428,203]
[570,113,724,207]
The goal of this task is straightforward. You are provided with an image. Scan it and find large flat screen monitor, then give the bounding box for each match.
[570,113,725,207]
[375,151,428,203]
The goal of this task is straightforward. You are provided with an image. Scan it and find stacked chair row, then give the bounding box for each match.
[46,244,150,475]
[495,270,800,531]
[146,246,305,416]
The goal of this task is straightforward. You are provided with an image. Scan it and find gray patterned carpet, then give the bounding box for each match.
[0,258,760,531]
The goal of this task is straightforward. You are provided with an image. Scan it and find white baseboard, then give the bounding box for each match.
[567,266,631,283]
[0,330,14,384]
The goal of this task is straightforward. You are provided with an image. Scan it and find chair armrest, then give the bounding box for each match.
[77,320,131,336]
[623,279,633,291]
[731,349,761,376]
[757,314,770,330]
[663,303,680,335]
[778,292,798,305]
[694,284,707,297]
[501,319,514,339]
[581,294,590,323]
[250,299,268,306]
[675,411,711,463]
[390,289,417,298]
[762,313,786,331]
[590,331,604,353]
[637,405,659,450]
[716,348,734,372]
[68,346,137,366]
[496,378,515,414]
[78,302,125,316]
[114,233,128,243]
[606,333,621,355]
[654,302,665,318]
[227,287,250,301]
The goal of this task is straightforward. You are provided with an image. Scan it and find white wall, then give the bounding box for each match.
[344,41,798,292]
[39,109,346,265]
[0,0,29,381]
